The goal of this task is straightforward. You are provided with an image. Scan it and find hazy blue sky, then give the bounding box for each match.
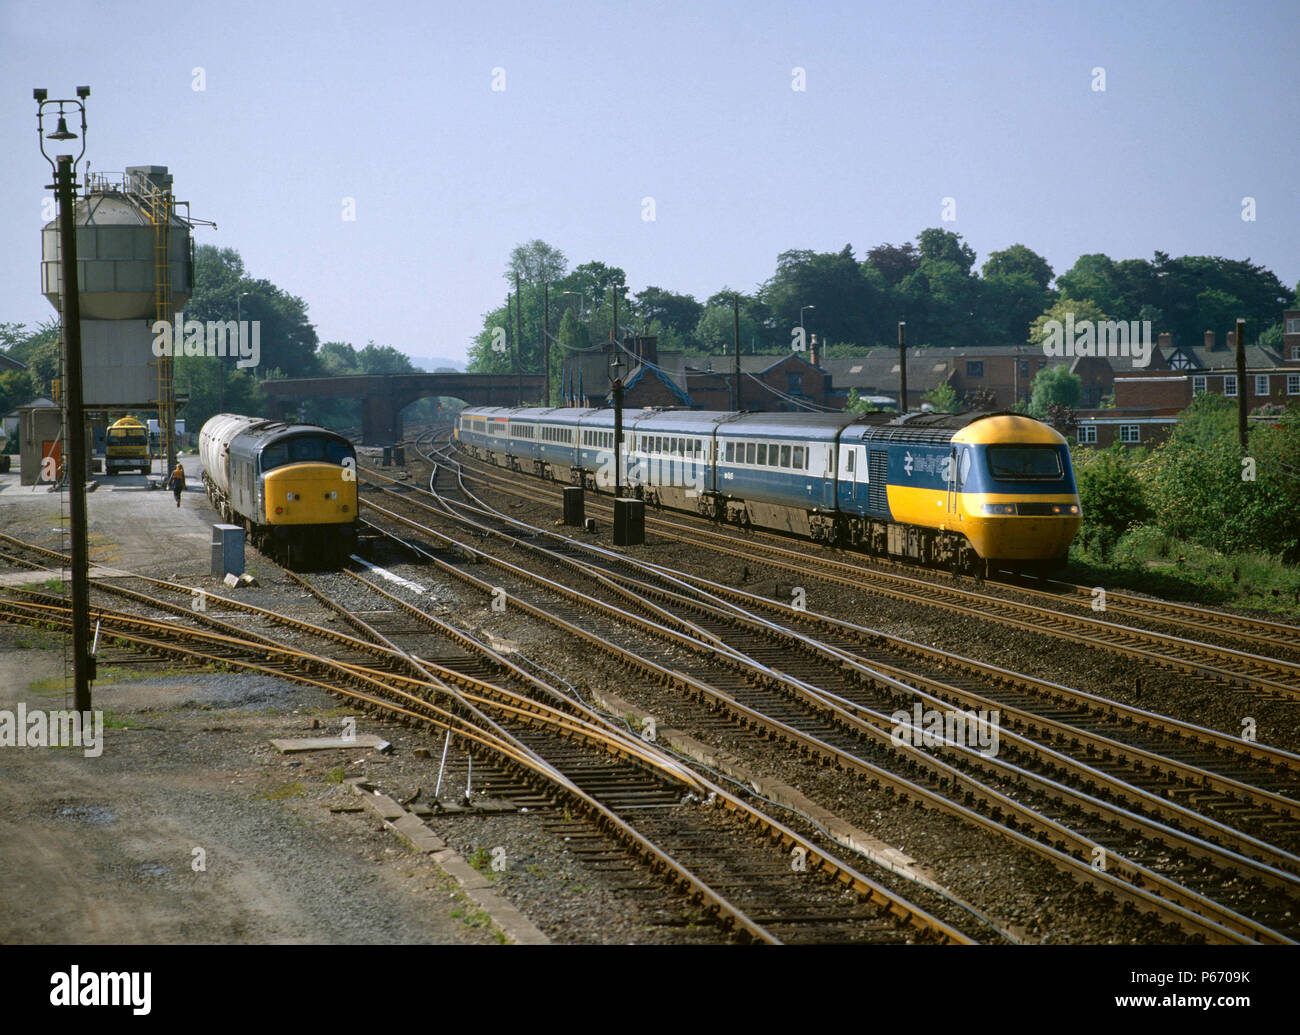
[3,0,1296,367]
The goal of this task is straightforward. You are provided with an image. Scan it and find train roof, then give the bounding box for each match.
[202,414,353,457]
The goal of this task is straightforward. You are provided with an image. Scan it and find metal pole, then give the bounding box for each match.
[898,321,908,414]
[613,377,624,498]
[514,274,523,405]
[733,294,741,411]
[543,282,550,406]
[55,155,94,711]
[1235,317,1248,450]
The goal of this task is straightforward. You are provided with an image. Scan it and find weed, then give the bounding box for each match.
[259,781,305,801]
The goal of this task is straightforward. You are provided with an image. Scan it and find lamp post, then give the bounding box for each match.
[800,305,815,346]
[34,84,94,712]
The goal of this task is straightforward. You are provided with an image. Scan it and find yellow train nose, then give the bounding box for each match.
[263,463,358,524]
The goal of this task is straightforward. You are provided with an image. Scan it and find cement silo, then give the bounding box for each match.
[40,165,195,473]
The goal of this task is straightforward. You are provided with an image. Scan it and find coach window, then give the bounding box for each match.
[745,443,756,464]
[756,443,767,465]
[845,450,855,474]
[792,445,805,469]
[780,445,791,467]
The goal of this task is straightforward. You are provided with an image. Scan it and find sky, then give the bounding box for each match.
[2,0,1297,368]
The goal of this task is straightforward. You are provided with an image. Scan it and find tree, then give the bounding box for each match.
[695,302,761,354]
[760,245,874,349]
[916,228,976,275]
[980,245,1055,345]
[1055,254,1122,313]
[981,244,1054,291]
[863,242,920,287]
[844,387,877,413]
[963,386,997,410]
[1027,296,1110,351]
[1028,365,1082,418]
[922,382,960,413]
[632,287,702,344]
[506,240,567,286]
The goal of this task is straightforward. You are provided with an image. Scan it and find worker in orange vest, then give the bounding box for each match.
[168,463,186,507]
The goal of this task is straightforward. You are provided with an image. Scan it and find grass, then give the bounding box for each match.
[27,665,194,695]
[259,781,306,800]
[1067,526,1300,617]
[324,766,346,784]
[12,629,63,650]
[17,577,64,594]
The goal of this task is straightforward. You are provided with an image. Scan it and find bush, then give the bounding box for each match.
[1071,445,1151,557]
[1147,397,1300,561]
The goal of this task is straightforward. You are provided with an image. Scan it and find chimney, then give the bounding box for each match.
[1226,331,1236,351]
[810,333,819,368]
[1204,330,1215,350]
[1158,332,1171,352]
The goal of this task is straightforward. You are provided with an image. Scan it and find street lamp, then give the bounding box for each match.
[800,305,815,349]
[34,84,94,712]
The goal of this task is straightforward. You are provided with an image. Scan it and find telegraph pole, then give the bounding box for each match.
[898,321,908,414]
[543,282,550,406]
[733,294,741,411]
[514,273,523,405]
[1235,318,1248,449]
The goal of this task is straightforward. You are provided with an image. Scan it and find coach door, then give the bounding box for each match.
[945,447,958,517]
[838,442,867,503]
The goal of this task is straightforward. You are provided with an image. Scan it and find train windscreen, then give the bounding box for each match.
[986,446,1063,481]
[260,435,354,473]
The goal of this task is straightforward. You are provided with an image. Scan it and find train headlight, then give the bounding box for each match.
[981,503,1017,515]
[1051,503,1080,515]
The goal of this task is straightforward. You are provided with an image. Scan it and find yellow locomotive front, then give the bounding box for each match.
[950,416,1081,564]
[255,432,358,564]
[262,463,357,526]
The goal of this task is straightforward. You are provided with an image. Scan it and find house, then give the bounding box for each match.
[1073,326,1300,448]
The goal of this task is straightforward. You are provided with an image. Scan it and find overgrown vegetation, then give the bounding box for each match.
[1070,396,1300,612]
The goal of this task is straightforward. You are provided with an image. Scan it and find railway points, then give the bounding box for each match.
[3,423,1298,947]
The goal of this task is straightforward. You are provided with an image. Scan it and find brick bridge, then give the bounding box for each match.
[260,372,545,444]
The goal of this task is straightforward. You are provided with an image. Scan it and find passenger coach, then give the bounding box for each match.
[456,405,1081,575]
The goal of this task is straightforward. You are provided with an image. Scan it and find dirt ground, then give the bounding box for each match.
[0,626,500,945]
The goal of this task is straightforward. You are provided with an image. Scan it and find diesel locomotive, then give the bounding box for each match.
[456,406,1081,575]
[198,414,358,567]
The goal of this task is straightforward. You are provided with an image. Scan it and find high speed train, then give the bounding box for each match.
[199,414,358,567]
[456,406,1081,575]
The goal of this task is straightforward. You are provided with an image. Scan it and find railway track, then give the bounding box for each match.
[343,448,1300,943]
[0,535,968,945]
[444,441,1300,701]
